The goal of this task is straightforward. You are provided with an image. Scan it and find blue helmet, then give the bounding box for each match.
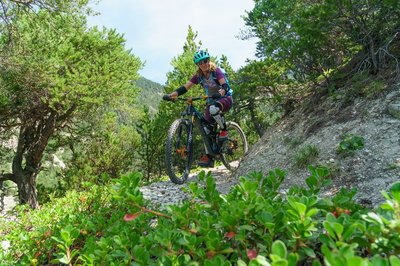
[193,50,210,64]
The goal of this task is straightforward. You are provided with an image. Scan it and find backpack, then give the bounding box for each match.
[199,67,233,97]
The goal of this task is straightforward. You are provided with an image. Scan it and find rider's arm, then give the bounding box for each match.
[218,78,227,96]
[169,81,194,99]
[216,68,227,96]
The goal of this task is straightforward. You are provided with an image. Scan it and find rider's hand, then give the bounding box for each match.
[218,88,226,96]
[162,94,172,101]
[163,93,177,101]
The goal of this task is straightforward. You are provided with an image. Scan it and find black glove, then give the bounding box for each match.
[211,92,222,99]
[162,94,172,101]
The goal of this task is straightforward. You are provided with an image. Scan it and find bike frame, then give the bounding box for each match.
[178,97,220,157]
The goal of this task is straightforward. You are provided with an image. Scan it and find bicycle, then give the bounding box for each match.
[163,95,248,184]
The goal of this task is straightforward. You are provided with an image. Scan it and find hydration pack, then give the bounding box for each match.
[199,67,233,97]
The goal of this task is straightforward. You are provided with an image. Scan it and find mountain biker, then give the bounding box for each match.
[164,50,232,168]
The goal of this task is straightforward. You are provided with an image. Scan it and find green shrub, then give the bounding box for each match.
[337,134,365,156]
[1,171,400,265]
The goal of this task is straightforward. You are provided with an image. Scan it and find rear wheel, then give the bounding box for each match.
[220,121,248,171]
[165,119,194,184]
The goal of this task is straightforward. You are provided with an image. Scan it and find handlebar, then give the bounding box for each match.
[162,92,222,102]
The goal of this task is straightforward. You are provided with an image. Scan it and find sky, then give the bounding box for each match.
[87,0,258,85]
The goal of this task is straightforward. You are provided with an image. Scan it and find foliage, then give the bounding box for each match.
[136,106,165,182]
[294,144,319,168]
[233,59,290,141]
[337,134,365,156]
[0,4,142,207]
[243,0,400,82]
[64,110,141,190]
[1,168,400,265]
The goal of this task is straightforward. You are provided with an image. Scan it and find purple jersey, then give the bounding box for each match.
[190,68,225,97]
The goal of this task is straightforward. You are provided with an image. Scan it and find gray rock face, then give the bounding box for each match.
[388,103,400,119]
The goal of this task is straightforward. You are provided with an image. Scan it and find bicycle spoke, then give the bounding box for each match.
[165,119,194,184]
[220,122,248,171]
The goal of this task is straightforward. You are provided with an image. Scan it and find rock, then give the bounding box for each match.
[388,103,400,119]
[234,86,400,207]
[140,166,235,208]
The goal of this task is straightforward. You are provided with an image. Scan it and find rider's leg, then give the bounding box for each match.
[209,99,233,140]
[197,113,215,168]
[209,103,226,130]
[198,97,232,167]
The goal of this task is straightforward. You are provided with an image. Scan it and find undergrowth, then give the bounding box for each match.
[1,167,400,265]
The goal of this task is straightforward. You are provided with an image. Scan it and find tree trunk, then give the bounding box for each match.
[14,169,39,209]
[368,36,379,75]
[11,112,57,208]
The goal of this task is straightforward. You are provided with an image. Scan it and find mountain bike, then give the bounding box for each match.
[163,95,248,184]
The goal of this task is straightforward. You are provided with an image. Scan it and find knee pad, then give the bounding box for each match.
[209,104,225,129]
[209,104,220,116]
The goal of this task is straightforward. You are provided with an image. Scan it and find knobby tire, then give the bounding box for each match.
[220,121,248,171]
[165,119,194,184]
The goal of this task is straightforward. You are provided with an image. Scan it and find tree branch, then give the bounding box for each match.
[0,172,16,183]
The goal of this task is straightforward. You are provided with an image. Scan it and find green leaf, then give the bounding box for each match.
[306,208,319,217]
[389,182,400,202]
[364,212,383,225]
[288,253,299,266]
[239,225,254,231]
[347,257,365,266]
[333,223,343,238]
[58,254,70,264]
[271,260,288,266]
[389,255,400,266]
[255,255,270,266]
[271,240,287,259]
[237,259,248,266]
[371,254,389,266]
[312,260,322,266]
[306,176,317,189]
[301,247,316,258]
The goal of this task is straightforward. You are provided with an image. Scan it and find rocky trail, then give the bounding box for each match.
[0,165,236,217]
[140,165,236,208]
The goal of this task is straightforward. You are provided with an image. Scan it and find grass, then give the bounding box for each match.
[294,144,319,168]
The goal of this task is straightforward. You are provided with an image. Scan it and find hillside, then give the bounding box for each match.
[234,77,400,207]
[135,76,164,113]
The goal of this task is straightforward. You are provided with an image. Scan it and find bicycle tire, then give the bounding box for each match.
[220,121,248,171]
[165,119,194,184]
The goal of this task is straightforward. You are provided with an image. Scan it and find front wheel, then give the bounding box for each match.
[165,119,194,184]
[220,121,248,171]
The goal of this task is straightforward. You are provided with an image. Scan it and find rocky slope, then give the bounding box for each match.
[234,81,400,207]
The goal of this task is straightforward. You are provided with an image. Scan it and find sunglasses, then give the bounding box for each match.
[197,59,209,66]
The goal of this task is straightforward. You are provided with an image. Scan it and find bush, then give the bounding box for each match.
[337,134,365,156]
[1,170,400,265]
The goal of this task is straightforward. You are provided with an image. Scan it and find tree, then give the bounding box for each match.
[243,0,400,83]
[136,106,161,182]
[234,59,289,139]
[0,7,142,208]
